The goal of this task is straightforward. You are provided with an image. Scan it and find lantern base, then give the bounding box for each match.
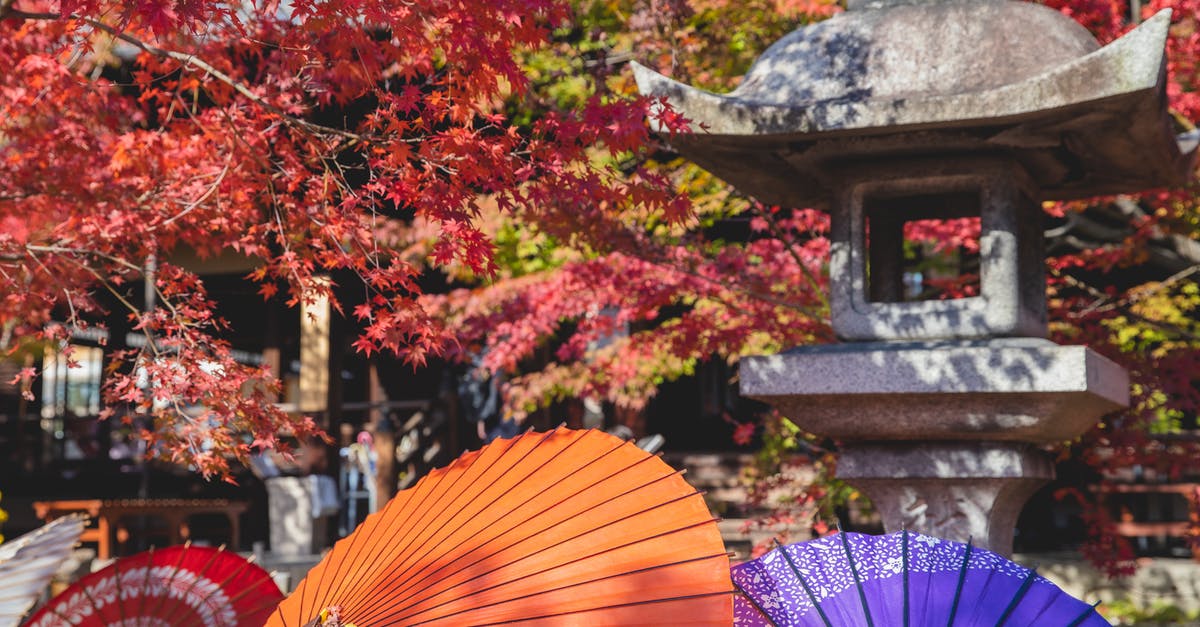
[838,441,1053,556]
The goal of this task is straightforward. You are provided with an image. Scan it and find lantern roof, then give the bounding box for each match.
[634,2,1196,207]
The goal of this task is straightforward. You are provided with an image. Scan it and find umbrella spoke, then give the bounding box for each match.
[732,532,1109,627]
[902,530,910,627]
[25,545,282,626]
[733,579,781,626]
[838,528,875,627]
[993,566,1039,627]
[779,541,833,627]
[1066,600,1105,627]
[946,539,973,626]
[268,428,733,626]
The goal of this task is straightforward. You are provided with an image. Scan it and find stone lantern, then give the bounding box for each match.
[635,0,1197,555]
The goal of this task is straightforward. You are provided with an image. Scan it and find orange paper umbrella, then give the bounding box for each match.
[25,545,283,627]
[269,428,733,625]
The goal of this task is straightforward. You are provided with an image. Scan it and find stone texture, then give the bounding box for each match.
[265,477,328,557]
[829,157,1046,341]
[741,338,1128,442]
[847,0,1005,10]
[838,442,1053,556]
[633,5,1193,206]
[693,0,1098,106]
[640,0,1152,559]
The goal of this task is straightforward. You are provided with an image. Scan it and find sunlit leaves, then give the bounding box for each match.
[0,0,681,477]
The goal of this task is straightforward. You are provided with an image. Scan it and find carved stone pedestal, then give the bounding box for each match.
[740,340,1128,555]
[838,442,1053,556]
[631,0,1187,564]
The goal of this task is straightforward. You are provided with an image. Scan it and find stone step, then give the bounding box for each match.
[718,518,812,562]
[702,486,748,506]
[661,451,815,559]
[663,453,754,490]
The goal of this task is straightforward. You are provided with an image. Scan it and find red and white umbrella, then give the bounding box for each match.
[25,545,283,627]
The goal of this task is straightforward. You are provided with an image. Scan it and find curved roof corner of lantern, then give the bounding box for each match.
[633,1,1197,207]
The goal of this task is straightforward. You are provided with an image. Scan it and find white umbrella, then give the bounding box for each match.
[0,514,88,627]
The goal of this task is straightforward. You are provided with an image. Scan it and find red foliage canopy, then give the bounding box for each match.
[0,0,685,476]
[5,0,1200,579]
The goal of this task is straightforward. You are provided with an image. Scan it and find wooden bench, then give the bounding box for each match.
[33,498,249,559]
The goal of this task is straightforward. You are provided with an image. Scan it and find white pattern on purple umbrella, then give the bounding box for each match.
[731,531,1110,626]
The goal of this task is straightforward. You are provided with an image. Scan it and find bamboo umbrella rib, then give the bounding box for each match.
[289,480,416,624]
[780,540,833,627]
[302,447,456,621]
[329,430,538,615]
[357,492,710,625]
[176,549,259,627]
[302,475,428,620]
[135,546,156,621]
[76,580,105,623]
[733,581,779,627]
[384,521,724,625]
[170,544,225,625]
[357,467,687,621]
[111,555,127,625]
[374,440,649,610]
[352,432,632,608]
[47,602,76,624]
[406,553,732,625]
[337,430,548,616]
[146,541,192,620]
[1065,601,1104,627]
[484,590,738,625]
[838,528,875,627]
[344,429,597,614]
[301,433,500,623]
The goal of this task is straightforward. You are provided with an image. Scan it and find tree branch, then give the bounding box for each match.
[85,19,367,142]
[1,5,62,20]
[748,201,829,310]
[1056,269,1200,342]
[3,8,366,143]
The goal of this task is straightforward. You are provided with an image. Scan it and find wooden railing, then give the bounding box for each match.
[1093,482,1200,558]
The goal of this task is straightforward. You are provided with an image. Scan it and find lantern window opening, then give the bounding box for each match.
[862,190,983,304]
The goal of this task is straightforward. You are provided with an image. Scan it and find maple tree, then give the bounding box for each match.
[425,0,1200,574]
[3,0,1200,576]
[0,0,688,477]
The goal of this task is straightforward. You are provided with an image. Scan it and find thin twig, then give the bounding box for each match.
[1080,264,1200,316]
[4,8,365,143]
[23,245,144,272]
[749,201,830,310]
[1056,269,1200,342]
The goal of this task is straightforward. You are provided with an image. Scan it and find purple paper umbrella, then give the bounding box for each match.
[731,530,1110,626]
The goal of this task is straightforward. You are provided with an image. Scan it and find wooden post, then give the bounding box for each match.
[371,415,396,510]
[367,361,396,508]
[299,276,331,426]
[263,294,281,403]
